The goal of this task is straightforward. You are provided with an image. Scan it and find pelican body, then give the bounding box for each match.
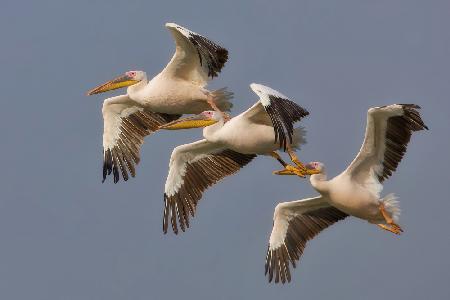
[265,104,428,284]
[124,73,229,115]
[87,23,232,183]
[202,110,298,155]
[160,83,318,234]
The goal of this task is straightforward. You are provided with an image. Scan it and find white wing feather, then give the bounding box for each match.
[101,95,181,183]
[266,196,347,283]
[269,196,328,250]
[163,140,256,234]
[342,104,427,197]
[165,139,225,197]
[102,95,142,150]
[240,83,309,150]
[161,23,228,86]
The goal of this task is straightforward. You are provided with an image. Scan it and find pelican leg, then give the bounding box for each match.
[287,146,306,171]
[270,151,288,167]
[377,203,403,235]
[271,152,306,177]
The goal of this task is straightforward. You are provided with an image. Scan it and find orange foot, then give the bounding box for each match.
[377,202,404,235]
[273,165,307,177]
[377,223,403,235]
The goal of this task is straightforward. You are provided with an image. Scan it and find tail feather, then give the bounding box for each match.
[211,87,233,112]
[382,193,401,223]
[290,126,307,151]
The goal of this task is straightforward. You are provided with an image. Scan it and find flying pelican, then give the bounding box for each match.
[86,23,232,183]
[264,104,428,283]
[159,83,320,234]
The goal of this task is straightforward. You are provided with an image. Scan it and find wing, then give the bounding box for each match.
[102,95,181,183]
[160,23,228,86]
[242,83,309,150]
[265,196,348,283]
[343,104,428,191]
[163,139,256,234]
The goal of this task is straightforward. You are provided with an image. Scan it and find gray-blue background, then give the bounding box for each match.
[1,0,449,299]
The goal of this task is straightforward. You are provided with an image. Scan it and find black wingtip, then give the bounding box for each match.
[402,104,429,131]
[265,96,309,150]
[399,103,421,109]
[163,193,169,234]
[187,32,228,79]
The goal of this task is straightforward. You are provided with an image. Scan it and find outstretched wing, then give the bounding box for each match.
[102,95,181,183]
[164,139,256,234]
[242,83,309,150]
[265,196,348,283]
[343,104,428,195]
[161,23,228,86]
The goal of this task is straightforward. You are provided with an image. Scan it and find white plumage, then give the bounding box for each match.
[87,23,231,183]
[164,140,219,197]
[161,84,311,234]
[265,104,428,283]
[163,23,227,85]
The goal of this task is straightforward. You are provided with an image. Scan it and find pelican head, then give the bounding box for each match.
[305,161,325,174]
[159,111,225,130]
[87,70,146,95]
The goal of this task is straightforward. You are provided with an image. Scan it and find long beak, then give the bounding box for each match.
[87,74,140,95]
[159,114,218,130]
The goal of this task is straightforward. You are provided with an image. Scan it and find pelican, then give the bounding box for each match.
[265,104,428,283]
[159,83,320,234]
[86,23,232,183]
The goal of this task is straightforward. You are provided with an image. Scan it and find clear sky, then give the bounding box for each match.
[1,0,449,299]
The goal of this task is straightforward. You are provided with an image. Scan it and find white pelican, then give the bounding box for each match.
[159,83,320,234]
[265,104,428,283]
[86,23,232,183]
